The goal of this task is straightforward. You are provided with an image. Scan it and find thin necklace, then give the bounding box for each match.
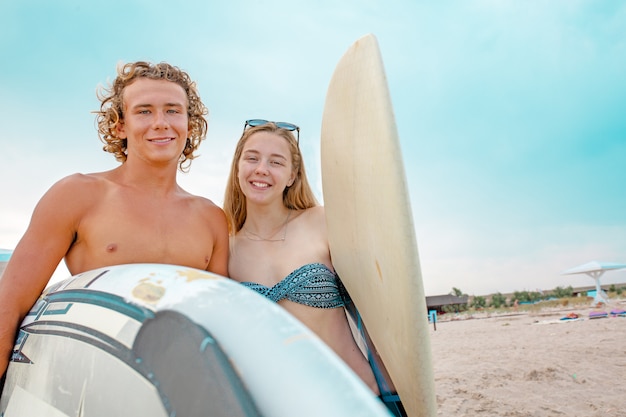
[244,210,292,242]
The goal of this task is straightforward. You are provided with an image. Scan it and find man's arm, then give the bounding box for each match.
[206,206,229,277]
[0,177,81,375]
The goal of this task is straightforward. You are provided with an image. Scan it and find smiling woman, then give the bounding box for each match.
[222,119,386,409]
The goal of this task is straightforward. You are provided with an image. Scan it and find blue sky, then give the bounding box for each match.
[1,1,625,296]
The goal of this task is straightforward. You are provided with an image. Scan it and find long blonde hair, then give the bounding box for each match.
[223,122,318,234]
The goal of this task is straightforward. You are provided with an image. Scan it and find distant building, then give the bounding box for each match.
[426,294,469,314]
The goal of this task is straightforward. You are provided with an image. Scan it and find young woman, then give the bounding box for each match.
[224,120,407,416]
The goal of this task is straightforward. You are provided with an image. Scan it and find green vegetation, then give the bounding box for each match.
[550,286,574,298]
[451,287,466,297]
[609,284,625,296]
[470,295,486,309]
[489,292,508,308]
[442,303,467,314]
[512,290,543,304]
[439,284,626,316]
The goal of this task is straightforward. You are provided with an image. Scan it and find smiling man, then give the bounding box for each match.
[0,62,229,377]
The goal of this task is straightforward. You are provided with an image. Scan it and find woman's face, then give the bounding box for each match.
[237,131,295,205]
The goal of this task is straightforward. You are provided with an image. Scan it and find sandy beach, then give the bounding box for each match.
[429,300,626,417]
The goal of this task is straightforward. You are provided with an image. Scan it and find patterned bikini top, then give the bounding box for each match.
[241,263,346,309]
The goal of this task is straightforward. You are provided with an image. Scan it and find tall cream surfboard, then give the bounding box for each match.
[321,34,436,417]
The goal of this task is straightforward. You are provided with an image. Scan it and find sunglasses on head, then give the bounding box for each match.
[244,119,300,144]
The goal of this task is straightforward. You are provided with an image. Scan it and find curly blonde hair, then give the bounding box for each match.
[223,122,318,234]
[95,61,208,172]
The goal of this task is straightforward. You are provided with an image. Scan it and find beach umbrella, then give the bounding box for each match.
[0,248,13,278]
[561,261,626,304]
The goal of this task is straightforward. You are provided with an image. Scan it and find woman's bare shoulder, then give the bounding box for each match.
[291,206,327,235]
[303,205,326,222]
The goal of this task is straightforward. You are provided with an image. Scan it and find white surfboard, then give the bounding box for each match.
[321,34,437,417]
[0,264,391,417]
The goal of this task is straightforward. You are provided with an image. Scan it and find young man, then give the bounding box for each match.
[0,62,228,377]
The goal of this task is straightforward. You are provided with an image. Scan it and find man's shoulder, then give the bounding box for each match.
[178,193,227,232]
[180,191,223,213]
[55,172,110,187]
[198,197,225,216]
[43,172,108,198]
